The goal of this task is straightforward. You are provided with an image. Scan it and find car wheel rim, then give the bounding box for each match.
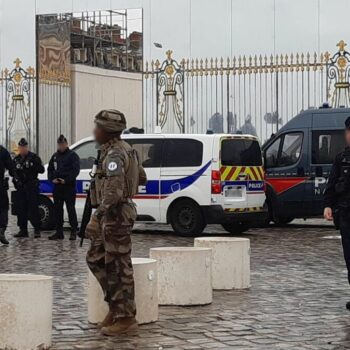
[38,204,49,224]
[178,207,194,229]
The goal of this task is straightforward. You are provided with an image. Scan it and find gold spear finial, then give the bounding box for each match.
[14,58,22,68]
[337,40,347,52]
[166,50,173,61]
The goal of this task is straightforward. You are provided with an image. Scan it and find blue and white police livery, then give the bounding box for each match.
[38,133,267,235]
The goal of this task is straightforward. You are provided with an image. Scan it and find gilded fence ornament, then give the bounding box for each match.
[155,50,185,133]
[1,58,35,150]
[326,40,350,107]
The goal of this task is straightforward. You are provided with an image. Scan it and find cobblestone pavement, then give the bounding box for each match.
[2,218,350,349]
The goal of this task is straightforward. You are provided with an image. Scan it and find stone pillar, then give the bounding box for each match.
[0,274,53,350]
[195,237,250,289]
[88,258,158,324]
[150,247,212,305]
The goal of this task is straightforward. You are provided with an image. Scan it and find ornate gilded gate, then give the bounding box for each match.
[0,59,36,152]
[144,40,350,141]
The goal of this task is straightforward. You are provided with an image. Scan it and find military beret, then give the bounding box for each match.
[94,109,127,132]
[18,138,28,146]
[57,134,68,144]
[345,117,350,130]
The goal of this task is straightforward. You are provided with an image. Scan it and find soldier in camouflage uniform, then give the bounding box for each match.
[86,109,147,336]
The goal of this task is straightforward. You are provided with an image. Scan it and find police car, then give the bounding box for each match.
[38,133,267,236]
[262,106,349,224]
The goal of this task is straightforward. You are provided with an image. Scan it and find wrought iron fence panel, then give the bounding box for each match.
[144,41,350,142]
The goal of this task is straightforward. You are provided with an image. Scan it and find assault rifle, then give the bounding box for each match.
[78,150,100,247]
[78,190,93,247]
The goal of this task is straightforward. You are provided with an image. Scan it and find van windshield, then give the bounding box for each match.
[221,139,262,166]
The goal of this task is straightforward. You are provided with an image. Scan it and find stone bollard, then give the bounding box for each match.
[195,237,250,289]
[0,274,53,350]
[150,247,212,305]
[88,258,158,325]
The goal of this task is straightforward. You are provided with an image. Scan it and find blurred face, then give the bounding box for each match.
[94,125,108,145]
[18,145,29,157]
[346,129,350,146]
[57,142,68,152]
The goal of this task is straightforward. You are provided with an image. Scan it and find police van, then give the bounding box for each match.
[38,133,267,235]
[262,106,349,224]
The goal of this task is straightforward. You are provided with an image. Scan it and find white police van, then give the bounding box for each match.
[38,133,267,236]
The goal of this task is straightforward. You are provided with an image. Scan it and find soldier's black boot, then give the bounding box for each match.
[34,229,41,238]
[14,229,29,238]
[48,231,64,240]
[69,229,77,241]
[0,228,9,245]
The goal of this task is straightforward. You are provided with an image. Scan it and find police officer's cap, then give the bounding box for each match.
[18,138,28,147]
[94,109,127,132]
[345,117,350,130]
[57,134,68,144]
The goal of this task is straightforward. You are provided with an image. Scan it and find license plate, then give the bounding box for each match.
[225,187,243,197]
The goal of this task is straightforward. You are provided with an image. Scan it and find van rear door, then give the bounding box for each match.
[220,136,264,211]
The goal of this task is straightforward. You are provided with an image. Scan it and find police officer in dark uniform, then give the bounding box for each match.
[324,116,350,309]
[48,135,80,240]
[13,138,45,238]
[0,144,14,245]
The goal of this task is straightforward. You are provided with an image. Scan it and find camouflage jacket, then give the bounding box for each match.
[94,137,146,220]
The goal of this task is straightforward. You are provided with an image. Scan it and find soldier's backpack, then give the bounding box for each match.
[122,142,147,197]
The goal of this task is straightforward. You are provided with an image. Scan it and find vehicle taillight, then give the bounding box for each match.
[211,170,221,194]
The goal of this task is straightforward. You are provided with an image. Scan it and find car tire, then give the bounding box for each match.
[221,222,249,234]
[38,195,55,230]
[169,199,206,236]
[274,216,294,226]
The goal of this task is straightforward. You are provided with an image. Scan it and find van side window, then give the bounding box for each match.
[312,130,345,164]
[265,137,281,168]
[126,139,162,168]
[265,132,303,168]
[279,133,303,167]
[74,141,98,169]
[163,139,203,167]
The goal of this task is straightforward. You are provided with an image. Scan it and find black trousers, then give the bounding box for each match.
[53,184,78,232]
[16,185,41,230]
[0,186,9,229]
[340,214,350,284]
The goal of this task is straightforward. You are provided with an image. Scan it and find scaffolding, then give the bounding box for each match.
[37,10,143,72]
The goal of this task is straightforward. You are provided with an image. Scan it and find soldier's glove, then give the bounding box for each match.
[85,214,101,240]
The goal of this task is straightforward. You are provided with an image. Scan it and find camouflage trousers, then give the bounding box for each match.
[86,204,136,319]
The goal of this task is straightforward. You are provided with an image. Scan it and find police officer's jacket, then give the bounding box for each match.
[13,151,45,189]
[324,147,350,209]
[0,146,14,180]
[48,148,80,186]
[0,146,14,209]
